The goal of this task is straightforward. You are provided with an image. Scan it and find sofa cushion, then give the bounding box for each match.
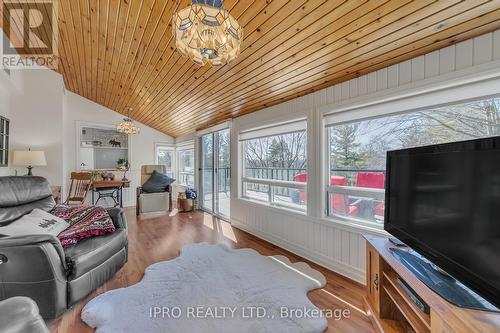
[0,177,53,207]
[139,192,168,213]
[64,229,127,279]
[0,209,69,237]
[0,177,55,225]
[67,249,127,306]
[142,170,175,193]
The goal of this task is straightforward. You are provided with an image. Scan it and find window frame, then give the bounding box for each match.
[241,176,307,213]
[176,146,195,187]
[155,143,175,178]
[324,121,388,229]
[323,94,500,230]
[0,116,9,167]
[239,120,308,214]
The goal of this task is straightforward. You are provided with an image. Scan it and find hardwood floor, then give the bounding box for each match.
[48,208,375,333]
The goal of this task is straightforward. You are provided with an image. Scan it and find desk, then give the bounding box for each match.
[91,180,130,208]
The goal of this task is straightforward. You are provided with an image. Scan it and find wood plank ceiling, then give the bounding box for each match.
[3,0,500,137]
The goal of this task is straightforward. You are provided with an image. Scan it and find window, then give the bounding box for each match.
[155,145,175,178]
[0,116,9,167]
[326,97,500,226]
[240,120,307,212]
[79,126,128,170]
[178,148,195,187]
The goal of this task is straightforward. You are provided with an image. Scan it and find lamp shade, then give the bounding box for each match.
[173,0,243,66]
[13,150,47,167]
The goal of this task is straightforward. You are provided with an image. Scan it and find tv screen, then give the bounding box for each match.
[385,136,500,308]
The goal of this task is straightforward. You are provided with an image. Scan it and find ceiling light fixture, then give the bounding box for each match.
[117,107,140,135]
[173,0,243,66]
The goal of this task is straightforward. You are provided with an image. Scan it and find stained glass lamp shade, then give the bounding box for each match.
[117,108,140,135]
[173,0,243,66]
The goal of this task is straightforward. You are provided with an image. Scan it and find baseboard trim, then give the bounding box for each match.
[231,218,366,285]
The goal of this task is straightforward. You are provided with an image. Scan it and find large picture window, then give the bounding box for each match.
[240,120,307,212]
[326,97,500,226]
[178,148,195,187]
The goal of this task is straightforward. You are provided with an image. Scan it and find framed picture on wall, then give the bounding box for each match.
[0,116,10,167]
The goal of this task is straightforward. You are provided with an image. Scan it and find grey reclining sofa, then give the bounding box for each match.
[0,297,50,333]
[0,176,128,319]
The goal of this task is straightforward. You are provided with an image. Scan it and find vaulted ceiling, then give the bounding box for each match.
[3,0,500,137]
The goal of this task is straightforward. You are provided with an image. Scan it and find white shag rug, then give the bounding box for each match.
[81,243,328,333]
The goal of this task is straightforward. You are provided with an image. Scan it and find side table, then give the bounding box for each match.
[177,198,194,212]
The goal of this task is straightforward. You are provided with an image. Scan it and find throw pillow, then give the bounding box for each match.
[0,208,69,237]
[142,170,175,193]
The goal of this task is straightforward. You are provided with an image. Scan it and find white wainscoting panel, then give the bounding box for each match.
[122,169,140,207]
[231,200,367,284]
[320,35,500,106]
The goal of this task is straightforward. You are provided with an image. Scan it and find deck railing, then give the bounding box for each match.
[201,167,231,193]
[179,171,195,187]
[202,167,386,201]
[245,167,307,182]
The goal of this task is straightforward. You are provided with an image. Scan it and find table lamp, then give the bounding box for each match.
[13,150,47,176]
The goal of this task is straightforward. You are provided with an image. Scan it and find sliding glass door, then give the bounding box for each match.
[200,129,230,219]
[201,134,214,213]
[217,129,230,218]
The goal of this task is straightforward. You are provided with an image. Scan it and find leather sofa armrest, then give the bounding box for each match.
[0,297,50,333]
[0,234,66,270]
[106,208,127,230]
[0,235,69,318]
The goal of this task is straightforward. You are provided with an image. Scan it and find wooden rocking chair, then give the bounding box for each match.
[65,172,92,205]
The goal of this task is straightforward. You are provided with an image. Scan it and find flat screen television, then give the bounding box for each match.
[385,136,500,309]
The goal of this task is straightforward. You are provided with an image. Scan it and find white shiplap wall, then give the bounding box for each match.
[230,29,500,284]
